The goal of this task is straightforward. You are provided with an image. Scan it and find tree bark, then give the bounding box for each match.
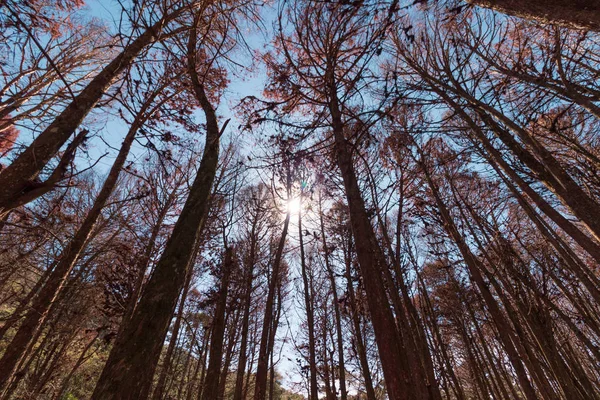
[90,19,224,399]
[466,0,600,31]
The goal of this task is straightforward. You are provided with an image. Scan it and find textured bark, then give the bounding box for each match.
[467,0,600,31]
[90,19,223,399]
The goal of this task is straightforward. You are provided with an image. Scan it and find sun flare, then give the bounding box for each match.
[286,198,301,215]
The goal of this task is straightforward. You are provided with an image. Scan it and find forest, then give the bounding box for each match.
[1,0,600,399]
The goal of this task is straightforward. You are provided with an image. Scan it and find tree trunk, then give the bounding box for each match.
[201,247,233,400]
[90,20,223,399]
[151,267,194,400]
[466,0,600,31]
[298,203,319,400]
[328,81,427,399]
[232,225,257,400]
[253,205,291,400]
[0,12,183,216]
[52,332,100,400]
[319,193,347,400]
[0,114,142,395]
[420,158,540,400]
[343,253,377,400]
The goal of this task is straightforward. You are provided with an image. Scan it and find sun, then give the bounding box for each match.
[286,198,301,215]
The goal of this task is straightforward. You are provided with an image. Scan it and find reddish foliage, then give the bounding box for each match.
[0,124,19,155]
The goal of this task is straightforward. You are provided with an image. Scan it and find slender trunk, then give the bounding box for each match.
[253,209,291,400]
[185,327,206,400]
[201,247,233,400]
[28,332,75,399]
[217,308,239,399]
[152,267,194,400]
[195,329,211,400]
[52,332,100,400]
[298,203,319,400]
[420,159,539,400]
[321,318,334,400]
[122,188,177,325]
[318,193,347,400]
[0,263,53,342]
[232,230,257,400]
[343,253,376,400]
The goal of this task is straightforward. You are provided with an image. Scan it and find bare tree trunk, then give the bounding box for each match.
[0,263,53,342]
[201,247,233,400]
[90,19,224,399]
[343,253,376,400]
[318,192,347,400]
[52,332,100,400]
[420,157,540,400]
[0,11,184,216]
[253,200,291,400]
[466,0,600,31]
[328,82,429,399]
[298,203,319,400]
[233,215,259,400]
[152,267,194,400]
[218,308,240,399]
[0,112,142,395]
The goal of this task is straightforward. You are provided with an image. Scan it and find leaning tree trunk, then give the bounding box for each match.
[0,11,184,217]
[0,112,143,395]
[420,157,541,400]
[328,77,435,399]
[466,0,600,31]
[90,19,224,399]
